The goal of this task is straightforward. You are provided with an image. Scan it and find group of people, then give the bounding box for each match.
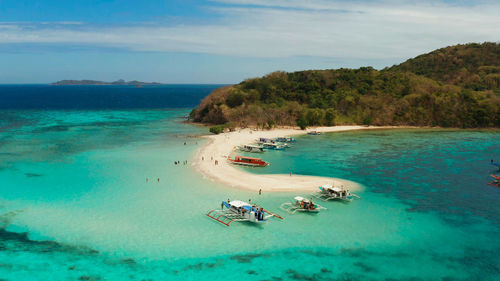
[221,199,266,221]
[174,160,188,165]
[298,198,317,210]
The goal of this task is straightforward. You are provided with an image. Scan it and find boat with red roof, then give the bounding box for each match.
[228,156,269,167]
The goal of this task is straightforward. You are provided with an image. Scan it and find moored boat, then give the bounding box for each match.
[206,200,283,226]
[228,156,269,167]
[280,196,326,214]
[258,137,274,143]
[237,144,264,153]
[307,131,321,135]
[275,137,296,143]
[262,142,286,150]
[313,182,360,201]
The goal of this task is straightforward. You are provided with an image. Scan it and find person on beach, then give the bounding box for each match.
[290,172,292,176]
[202,156,204,161]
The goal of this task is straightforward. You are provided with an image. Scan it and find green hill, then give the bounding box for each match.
[191,43,500,129]
[388,42,500,90]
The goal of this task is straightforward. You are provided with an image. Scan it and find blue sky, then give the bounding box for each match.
[0,0,498,83]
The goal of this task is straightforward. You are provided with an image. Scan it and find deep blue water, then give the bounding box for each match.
[0,84,223,109]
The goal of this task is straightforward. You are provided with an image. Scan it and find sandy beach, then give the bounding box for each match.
[193,126,393,192]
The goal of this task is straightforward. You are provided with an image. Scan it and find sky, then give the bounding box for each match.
[0,0,498,84]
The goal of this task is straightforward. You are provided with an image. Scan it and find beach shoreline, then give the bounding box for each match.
[192,125,402,193]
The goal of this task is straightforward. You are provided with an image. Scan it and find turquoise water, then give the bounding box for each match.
[1,110,499,280]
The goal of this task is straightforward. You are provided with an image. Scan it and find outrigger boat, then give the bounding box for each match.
[307,131,321,135]
[313,182,360,201]
[488,174,500,187]
[280,196,327,214]
[262,142,287,150]
[275,137,296,143]
[491,160,500,169]
[258,137,274,143]
[237,144,264,153]
[228,156,269,167]
[206,200,283,226]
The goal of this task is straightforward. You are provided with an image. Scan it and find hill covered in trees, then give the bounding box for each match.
[191,43,500,129]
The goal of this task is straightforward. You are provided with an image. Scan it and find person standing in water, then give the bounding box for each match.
[259,188,262,195]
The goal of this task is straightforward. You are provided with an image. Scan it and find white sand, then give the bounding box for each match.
[193,126,391,192]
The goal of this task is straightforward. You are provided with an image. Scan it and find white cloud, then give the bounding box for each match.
[0,0,498,61]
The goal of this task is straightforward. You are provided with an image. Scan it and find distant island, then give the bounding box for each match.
[51,79,163,86]
[191,42,500,129]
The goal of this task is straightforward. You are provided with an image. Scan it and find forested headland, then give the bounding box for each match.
[191,43,500,130]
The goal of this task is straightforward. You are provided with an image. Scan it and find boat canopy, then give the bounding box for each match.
[245,144,263,148]
[294,196,310,202]
[320,183,343,192]
[229,200,251,208]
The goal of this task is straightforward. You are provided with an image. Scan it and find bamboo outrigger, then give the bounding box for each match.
[488,174,500,187]
[206,200,283,226]
[313,182,360,202]
[280,196,327,214]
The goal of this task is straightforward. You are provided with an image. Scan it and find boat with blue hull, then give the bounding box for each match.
[275,137,296,143]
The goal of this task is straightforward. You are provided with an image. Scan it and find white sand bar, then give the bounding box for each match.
[193,126,392,192]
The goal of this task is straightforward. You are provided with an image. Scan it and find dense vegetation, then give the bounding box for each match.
[191,43,500,129]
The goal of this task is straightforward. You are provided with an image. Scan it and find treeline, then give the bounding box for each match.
[191,43,500,129]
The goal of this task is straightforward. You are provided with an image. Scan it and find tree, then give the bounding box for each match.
[209,125,225,134]
[297,116,308,130]
[325,108,337,126]
[226,91,245,108]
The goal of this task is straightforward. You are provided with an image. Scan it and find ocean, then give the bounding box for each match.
[0,85,499,280]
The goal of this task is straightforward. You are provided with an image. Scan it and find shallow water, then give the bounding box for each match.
[0,108,499,280]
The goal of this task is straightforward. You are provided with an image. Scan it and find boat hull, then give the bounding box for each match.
[228,160,268,167]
